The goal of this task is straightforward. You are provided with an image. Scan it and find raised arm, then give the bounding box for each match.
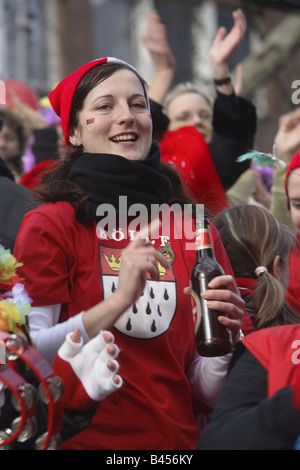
[141,11,176,104]
[210,9,246,96]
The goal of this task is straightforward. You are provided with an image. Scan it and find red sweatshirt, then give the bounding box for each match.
[14,201,235,450]
[242,324,300,409]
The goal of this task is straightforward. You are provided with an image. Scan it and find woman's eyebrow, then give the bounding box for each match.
[91,93,146,105]
[130,93,147,100]
[91,94,113,104]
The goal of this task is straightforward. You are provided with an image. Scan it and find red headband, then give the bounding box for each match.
[49,57,147,146]
[284,148,300,196]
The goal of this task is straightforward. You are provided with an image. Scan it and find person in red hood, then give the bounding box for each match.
[284,148,300,316]
[198,323,300,449]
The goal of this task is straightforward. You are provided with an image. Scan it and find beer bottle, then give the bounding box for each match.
[190,213,232,356]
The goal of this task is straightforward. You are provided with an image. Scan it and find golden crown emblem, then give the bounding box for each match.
[103,251,167,276]
[103,253,121,271]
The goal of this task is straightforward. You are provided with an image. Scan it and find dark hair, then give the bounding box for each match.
[36,62,195,223]
[214,205,300,328]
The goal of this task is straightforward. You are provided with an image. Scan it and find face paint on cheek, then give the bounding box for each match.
[86,118,95,131]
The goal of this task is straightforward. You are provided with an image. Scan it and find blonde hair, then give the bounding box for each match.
[163,82,212,115]
[213,205,300,329]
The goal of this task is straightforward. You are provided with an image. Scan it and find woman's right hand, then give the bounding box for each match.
[114,234,170,312]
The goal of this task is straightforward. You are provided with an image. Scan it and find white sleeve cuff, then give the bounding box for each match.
[28,305,90,363]
[188,350,233,408]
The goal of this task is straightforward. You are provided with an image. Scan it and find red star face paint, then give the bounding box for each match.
[86,118,95,131]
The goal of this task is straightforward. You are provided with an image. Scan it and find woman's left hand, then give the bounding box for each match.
[184,274,244,345]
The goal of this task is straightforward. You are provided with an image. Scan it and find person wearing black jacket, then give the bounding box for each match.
[142,9,257,195]
[0,157,38,251]
[163,85,256,191]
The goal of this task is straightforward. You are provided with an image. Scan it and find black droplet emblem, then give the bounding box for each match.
[151,319,157,332]
[126,318,132,331]
[146,302,151,315]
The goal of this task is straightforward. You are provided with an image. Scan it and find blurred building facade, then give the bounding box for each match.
[0,0,299,150]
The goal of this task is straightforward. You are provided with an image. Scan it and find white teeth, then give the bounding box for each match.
[112,134,136,142]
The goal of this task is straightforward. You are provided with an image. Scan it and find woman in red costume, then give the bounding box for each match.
[14,57,244,450]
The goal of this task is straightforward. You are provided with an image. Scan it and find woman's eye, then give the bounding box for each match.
[291,201,300,210]
[131,102,146,110]
[175,114,189,122]
[198,112,212,120]
[97,104,111,111]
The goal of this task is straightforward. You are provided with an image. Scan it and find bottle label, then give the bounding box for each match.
[190,289,202,333]
[195,228,212,251]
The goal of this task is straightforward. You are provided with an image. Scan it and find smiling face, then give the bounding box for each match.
[166,92,213,142]
[0,124,22,159]
[69,69,153,161]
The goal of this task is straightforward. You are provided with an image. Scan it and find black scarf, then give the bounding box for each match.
[68,144,173,220]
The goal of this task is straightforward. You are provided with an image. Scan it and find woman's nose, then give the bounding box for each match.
[116,104,135,124]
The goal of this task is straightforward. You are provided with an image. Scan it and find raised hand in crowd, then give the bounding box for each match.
[210,8,246,95]
[141,10,176,104]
